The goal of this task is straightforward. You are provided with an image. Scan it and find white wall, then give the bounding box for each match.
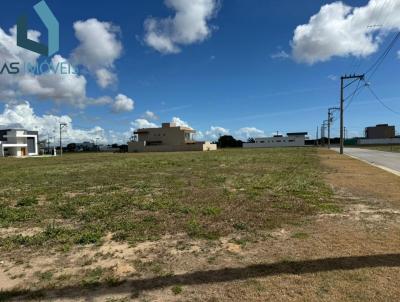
[358,138,400,145]
[1,130,38,157]
[244,135,306,148]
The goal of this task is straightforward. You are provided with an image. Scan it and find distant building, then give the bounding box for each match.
[0,129,39,157]
[243,132,308,148]
[128,122,217,153]
[365,124,395,139]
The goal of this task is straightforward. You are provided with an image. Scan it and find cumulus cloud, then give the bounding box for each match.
[235,127,265,140]
[0,26,41,100]
[95,68,117,89]
[72,18,123,88]
[193,130,204,140]
[18,55,89,108]
[142,110,158,120]
[0,24,133,111]
[204,126,229,140]
[0,101,115,144]
[111,94,135,113]
[131,118,158,130]
[144,0,220,54]
[0,26,93,108]
[291,0,400,64]
[171,116,192,128]
[0,26,41,63]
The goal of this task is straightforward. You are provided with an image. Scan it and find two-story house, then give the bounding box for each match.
[128,123,217,152]
[0,129,39,157]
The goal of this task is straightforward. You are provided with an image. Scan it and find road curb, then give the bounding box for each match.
[344,153,400,177]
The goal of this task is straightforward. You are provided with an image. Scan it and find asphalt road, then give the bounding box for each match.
[332,147,400,176]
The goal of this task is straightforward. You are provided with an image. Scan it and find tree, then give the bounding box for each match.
[217,135,243,148]
[66,143,77,152]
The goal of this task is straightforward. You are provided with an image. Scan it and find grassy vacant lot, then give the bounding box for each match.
[0,148,334,250]
[1,148,400,301]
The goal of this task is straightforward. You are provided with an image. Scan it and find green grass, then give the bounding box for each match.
[0,148,336,251]
[291,232,310,239]
[171,285,183,295]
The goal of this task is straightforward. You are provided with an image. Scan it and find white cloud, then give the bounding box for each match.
[328,74,338,81]
[235,127,265,140]
[171,116,192,128]
[72,18,122,88]
[111,94,135,113]
[0,26,91,108]
[88,96,113,106]
[0,26,41,100]
[0,26,41,63]
[0,22,139,128]
[142,110,158,120]
[17,55,89,108]
[270,50,290,60]
[193,130,204,140]
[0,101,111,144]
[291,0,400,64]
[144,0,220,54]
[204,126,229,140]
[131,118,158,130]
[95,68,117,89]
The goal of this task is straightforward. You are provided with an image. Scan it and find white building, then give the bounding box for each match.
[243,132,308,148]
[0,129,39,157]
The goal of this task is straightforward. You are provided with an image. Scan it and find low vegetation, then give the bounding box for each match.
[1,148,400,301]
[0,148,336,251]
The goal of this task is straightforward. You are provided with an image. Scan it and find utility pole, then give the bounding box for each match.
[96,138,100,152]
[340,74,364,154]
[328,107,340,149]
[47,133,50,154]
[316,126,319,146]
[321,120,328,147]
[59,123,67,156]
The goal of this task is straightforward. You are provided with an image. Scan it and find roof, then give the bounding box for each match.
[287,132,308,136]
[367,124,394,128]
[135,122,196,134]
[0,128,26,131]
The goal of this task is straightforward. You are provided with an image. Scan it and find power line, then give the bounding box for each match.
[365,31,400,80]
[366,85,400,115]
[344,80,365,111]
[347,0,391,74]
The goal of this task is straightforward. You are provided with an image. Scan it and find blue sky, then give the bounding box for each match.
[0,0,399,143]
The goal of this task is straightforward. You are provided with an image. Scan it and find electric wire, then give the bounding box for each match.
[366,85,400,115]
